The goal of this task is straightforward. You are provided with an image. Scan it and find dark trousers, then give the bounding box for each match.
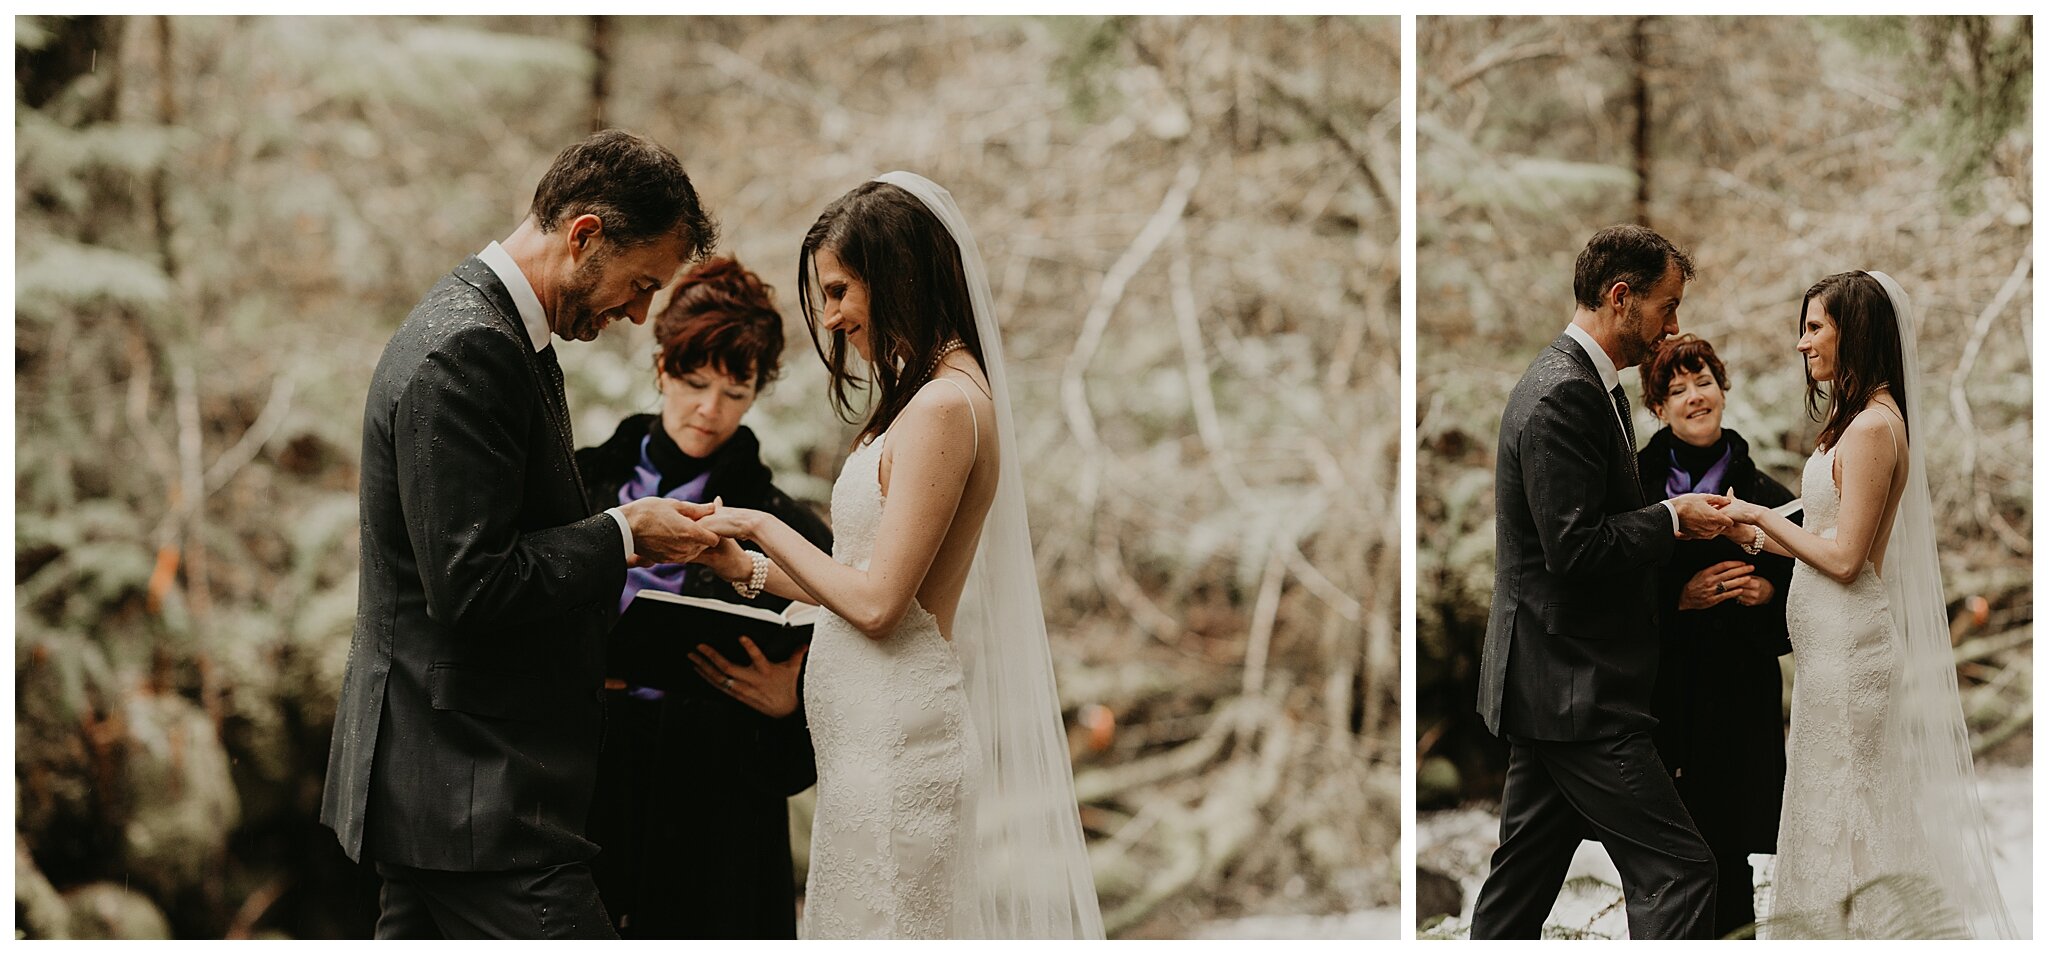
[373,861,619,939]
[1674,771,1759,938]
[1470,732,1717,940]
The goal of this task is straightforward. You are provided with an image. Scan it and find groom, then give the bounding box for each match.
[1471,225,1732,939]
[321,130,722,938]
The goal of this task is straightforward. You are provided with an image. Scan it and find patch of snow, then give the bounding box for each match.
[1191,908,1401,939]
[1419,761,2032,938]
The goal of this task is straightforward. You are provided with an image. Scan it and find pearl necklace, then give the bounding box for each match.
[923,338,966,382]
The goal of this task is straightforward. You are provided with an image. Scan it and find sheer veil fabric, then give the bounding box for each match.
[871,172,1105,938]
[1856,272,2013,937]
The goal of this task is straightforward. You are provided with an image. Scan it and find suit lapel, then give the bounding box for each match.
[454,258,589,500]
[1551,335,1644,508]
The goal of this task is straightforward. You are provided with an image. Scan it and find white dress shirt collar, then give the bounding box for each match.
[1563,321,1622,394]
[478,241,551,353]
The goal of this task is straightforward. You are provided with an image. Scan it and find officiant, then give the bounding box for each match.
[1634,334,1797,938]
[578,255,832,939]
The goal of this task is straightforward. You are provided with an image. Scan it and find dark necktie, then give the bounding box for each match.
[1612,383,1642,490]
[538,345,574,449]
[537,344,590,496]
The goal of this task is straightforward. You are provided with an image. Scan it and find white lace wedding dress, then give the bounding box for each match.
[1771,436,1939,937]
[792,171,1102,940]
[1763,272,2011,939]
[799,429,987,939]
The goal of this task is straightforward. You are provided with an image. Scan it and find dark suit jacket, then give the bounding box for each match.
[321,256,628,871]
[1478,333,1674,741]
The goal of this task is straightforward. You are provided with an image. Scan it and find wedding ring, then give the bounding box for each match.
[724,677,734,689]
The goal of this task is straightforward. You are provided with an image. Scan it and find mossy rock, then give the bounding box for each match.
[61,882,171,939]
[117,693,241,900]
[1416,755,1463,810]
[15,836,73,939]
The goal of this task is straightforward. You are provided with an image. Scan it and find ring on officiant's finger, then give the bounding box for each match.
[1714,582,1725,594]
[724,677,734,689]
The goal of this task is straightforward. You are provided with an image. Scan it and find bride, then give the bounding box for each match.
[690,173,1103,938]
[1719,270,2012,938]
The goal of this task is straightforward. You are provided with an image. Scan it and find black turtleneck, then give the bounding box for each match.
[645,416,713,495]
[1669,431,1729,482]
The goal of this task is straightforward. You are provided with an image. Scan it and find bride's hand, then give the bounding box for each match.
[698,506,767,542]
[1718,488,1769,525]
[699,536,752,580]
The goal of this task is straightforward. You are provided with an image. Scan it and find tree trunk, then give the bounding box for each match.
[151,16,178,277]
[588,15,611,132]
[1630,16,1651,226]
[17,15,120,117]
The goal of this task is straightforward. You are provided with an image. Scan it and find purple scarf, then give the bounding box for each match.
[617,434,715,615]
[1665,440,1734,499]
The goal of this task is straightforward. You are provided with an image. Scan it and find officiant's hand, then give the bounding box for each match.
[1679,560,1754,610]
[1732,575,1774,607]
[1670,492,1734,540]
[690,637,806,718]
[619,496,721,566]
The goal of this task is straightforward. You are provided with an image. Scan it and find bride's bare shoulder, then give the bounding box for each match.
[1834,403,1908,477]
[1852,398,1907,444]
[890,377,984,447]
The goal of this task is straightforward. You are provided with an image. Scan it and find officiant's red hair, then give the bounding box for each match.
[1800,270,1908,450]
[652,255,786,392]
[1640,334,1728,413]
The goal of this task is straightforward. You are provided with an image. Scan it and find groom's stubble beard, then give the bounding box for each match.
[555,246,616,342]
[1620,298,1661,369]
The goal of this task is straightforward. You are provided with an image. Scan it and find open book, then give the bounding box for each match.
[611,590,819,693]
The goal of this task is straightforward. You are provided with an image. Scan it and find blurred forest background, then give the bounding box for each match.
[1414,14,2032,934]
[12,15,1398,939]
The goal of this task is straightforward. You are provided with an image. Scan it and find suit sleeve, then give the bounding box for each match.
[393,326,627,632]
[1520,379,1674,582]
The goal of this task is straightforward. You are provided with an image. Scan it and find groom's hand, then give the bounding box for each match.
[1670,492,1733,540]
[617,496,721,565]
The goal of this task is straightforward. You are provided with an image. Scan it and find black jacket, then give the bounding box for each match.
[1636,425,1796,855]
[1479,334,1675,740]
[577,415,830,629]
[322,257,626,871]
[577,414,831,938]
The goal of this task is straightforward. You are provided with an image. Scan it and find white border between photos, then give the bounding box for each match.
[1399,9,1420,946]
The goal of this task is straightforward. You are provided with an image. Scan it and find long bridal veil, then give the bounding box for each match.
[874,171,1105,938]
[1867,271,2013,938]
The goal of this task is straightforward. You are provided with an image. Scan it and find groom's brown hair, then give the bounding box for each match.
[1573,225,1693,311]
[529,128,718,254]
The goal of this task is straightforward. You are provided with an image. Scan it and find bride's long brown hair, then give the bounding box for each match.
[798,181,985,448]
[1801,270,1909,450]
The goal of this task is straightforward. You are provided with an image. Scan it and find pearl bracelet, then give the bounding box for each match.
[732,550,770,599]
[1741,525,1766,556]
